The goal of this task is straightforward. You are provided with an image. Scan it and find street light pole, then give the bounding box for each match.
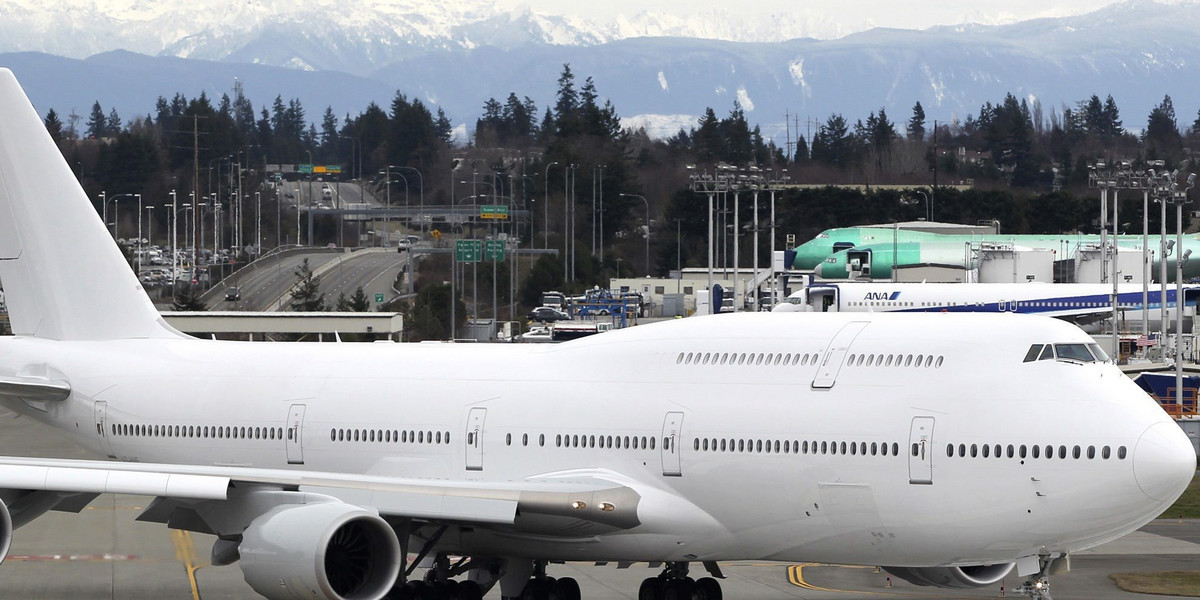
[543,161,558,250]
[620,193,651,276]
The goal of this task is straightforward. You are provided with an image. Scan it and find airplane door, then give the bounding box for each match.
[94,401,115,458]
[286,404,306,465]
[812,321,869,389]
[908,416,935,485]
[466,407,486,471]
[661,411,684,477]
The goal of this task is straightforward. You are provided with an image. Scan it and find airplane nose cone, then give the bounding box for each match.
[1134,421,1196,502]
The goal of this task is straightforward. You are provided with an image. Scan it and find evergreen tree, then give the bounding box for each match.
[693,108,722,162]
[172,285,207,311]
[106,107,122,135]
[1145,94,1182,160]
[289,258,326,311]
[319,106,339,158]
[553,64,580,138]
[335,287,372,312]
[44,108,63,142]
[435,108,454,144]
[907,102,926,141]
[86,101,106,139]
[794,134,809,163]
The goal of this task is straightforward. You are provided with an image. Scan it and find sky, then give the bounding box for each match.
[496,0,1179,35]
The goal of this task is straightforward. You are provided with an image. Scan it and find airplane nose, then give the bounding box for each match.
[1133,421,1196,502]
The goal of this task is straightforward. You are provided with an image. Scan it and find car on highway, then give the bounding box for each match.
[527,306,570,323]
[224,287,241,302]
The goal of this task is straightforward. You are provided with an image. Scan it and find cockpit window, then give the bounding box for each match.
[1028,342,1109,364]
[1055,343,1097,363]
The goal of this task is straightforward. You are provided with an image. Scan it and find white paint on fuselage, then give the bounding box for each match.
[0,312,1186,568]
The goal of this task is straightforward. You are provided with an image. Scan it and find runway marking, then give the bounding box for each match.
[7,553,138,562]
[171,529,207,600]
[786,564,915,597]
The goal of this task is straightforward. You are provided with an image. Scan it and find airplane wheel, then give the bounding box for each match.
[522,579,550,600]
[694,578,722,600]
[386,582,417,600]
[456,580,484,600]
[663,579,694,600]
[639,577,664,600]
[552,577,581,600]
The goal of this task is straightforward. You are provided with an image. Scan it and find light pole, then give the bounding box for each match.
[169,190,177,286]
[543,161,558,250]
[391,166,424,235]
[620,193,651,276]
[100,192,139,240]
[380,168,411,246]
[255,191,262,258]
[141,205,155,275]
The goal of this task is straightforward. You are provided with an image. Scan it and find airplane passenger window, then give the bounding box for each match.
[982,444,990,458]
[1087,445,1095,459]
[677,353,685,364]
[866,355,875,367]
[915,354,924,367]
[539,434,545,446]
[1019,445,1027,458]
[331,430,337,442]
[905,355,913,367]
[970,444,978,457]
[650,437,656,450]
[958,444,966,457]
[1102,446,1111,459]
[947,444,954,457]
[506,433,512,446]
[1072,445,1081,459]
[840,441,847,454]
[523,433,529,446]
[1058,445,1067,459]
[1007,444,1015,458]
[1118,446,1127,459]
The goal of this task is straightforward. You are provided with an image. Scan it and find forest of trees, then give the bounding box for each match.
[46,64,1200,338]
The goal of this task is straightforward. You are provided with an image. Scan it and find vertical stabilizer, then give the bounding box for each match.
[0,68,178,340]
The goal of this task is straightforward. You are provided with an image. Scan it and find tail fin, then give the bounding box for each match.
[0,68,178,340]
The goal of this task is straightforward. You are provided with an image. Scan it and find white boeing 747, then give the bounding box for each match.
[0,68,1194,600]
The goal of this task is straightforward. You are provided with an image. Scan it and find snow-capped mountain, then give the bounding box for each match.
[2,1,1200,144]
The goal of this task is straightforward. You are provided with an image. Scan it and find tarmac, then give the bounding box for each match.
[0,406,1197,600]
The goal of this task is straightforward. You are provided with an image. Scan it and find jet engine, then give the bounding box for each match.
[0,496,12,563]
[239,501,402,600]
[882,563,1015,589]
[0,489,74,563]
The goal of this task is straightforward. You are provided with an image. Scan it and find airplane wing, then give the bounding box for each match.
[0,455,644,532]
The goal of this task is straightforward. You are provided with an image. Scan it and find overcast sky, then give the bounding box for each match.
[496,0,1175,33]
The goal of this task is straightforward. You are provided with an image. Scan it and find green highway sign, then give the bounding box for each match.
[299,164,314,174]
[455,239,483,262]
[374,293,385,303]
[484,240,505,262]
[480,205,509,220]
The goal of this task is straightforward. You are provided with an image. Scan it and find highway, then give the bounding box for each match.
[201,247,412,311]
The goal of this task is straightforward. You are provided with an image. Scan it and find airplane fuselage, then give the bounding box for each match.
[0,313,1185,569]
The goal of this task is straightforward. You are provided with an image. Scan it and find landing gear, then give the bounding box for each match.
[638,562,723,600]
[1014,554,1067,600]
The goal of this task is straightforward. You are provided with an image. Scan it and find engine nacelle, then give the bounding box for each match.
[0,497,12,564]
[883,563,1015,589]
[239,501,401,600]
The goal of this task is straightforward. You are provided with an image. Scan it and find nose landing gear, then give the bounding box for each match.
[638,562,724,600]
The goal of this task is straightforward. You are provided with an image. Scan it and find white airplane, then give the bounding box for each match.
[0,68,1195,600]
[779,281,1198,328]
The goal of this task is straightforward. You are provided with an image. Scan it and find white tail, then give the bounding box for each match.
[0,68,179,340]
